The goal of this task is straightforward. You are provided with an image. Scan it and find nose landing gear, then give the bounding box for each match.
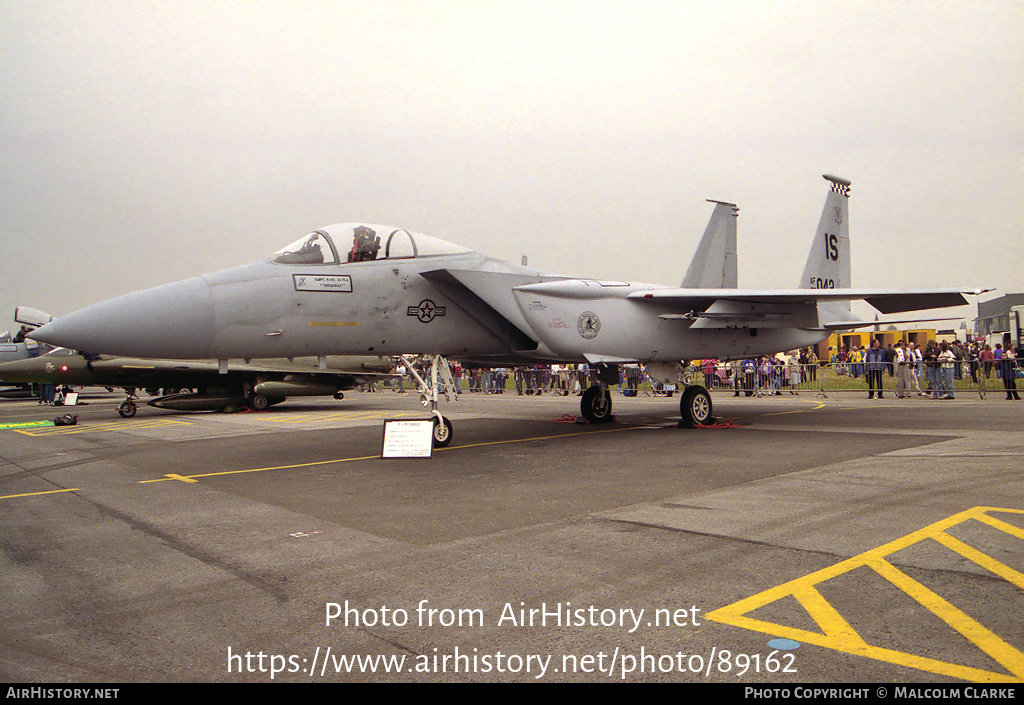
[403,354,458,447]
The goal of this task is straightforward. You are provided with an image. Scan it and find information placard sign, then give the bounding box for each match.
[381,419,434,458]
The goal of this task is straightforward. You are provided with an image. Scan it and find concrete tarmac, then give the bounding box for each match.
[1,388,1021,683]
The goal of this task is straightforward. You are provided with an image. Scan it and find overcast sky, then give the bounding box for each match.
[1,1,1020,333]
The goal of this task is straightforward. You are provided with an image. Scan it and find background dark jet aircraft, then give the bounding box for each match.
[31,176,987,443]
[0,307,55,397]
[0,306,54,363]
[0,348,395,417]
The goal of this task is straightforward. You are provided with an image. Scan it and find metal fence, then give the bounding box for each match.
[414,360,1020,400]
[683,361,1014,399]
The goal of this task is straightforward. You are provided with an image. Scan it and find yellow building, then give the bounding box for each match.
[817,328,938,359]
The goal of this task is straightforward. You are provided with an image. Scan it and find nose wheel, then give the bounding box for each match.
[431,415,453,447]
[118,389,139,418]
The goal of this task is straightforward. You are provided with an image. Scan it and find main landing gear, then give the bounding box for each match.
[578,361,712,427]
[580,380,712,427]
[679,385,713,428]
[402,354,458,448]
[580,384,613,423]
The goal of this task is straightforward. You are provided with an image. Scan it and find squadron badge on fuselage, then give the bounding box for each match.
[577,311,601,339]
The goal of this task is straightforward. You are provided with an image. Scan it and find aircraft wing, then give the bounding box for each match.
[627,287,987,313]
[624,286,989,331]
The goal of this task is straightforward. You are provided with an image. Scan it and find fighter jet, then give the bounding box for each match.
[0,307,54,364]
[31,175,987,444]
[0,347,395,417]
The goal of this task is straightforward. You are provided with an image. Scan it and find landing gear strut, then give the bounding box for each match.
[402,354,458,447]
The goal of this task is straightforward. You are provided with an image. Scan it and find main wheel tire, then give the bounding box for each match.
[679,386,712,428]
[581,385,613,423]
[432,416,453,447]
[118,400,137,418]
[248,394,270,411]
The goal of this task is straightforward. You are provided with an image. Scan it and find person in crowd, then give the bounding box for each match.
[883,343,897,377]
[950,340,964,381]
[965,343,979,384]
[894,340,912,398]
[849,345,863,379]
[908,341,924,395]
[922,340,940,398]
[450,360,463,393]
[742,358,757,397]
[864,339,886,399]
[392,361,407,393]
[979,344,995,378]
[806,347,818,382]
[999,347,1020,401]
[785,350,801,394]
[937,341,956,399]
[702,358,718,390]
[729,359,741,396]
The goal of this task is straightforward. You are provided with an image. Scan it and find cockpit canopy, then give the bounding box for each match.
[41,347,79,357]
[271,223,471,265]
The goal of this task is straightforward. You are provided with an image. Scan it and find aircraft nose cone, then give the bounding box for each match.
[30,276,215,358]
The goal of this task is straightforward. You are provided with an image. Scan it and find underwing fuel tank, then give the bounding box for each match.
[253,380,338,396]
[147,393,244,411]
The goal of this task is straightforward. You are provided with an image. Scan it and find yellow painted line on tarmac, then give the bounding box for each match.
[434,425,634,452]
[761,401,827,416]
[307,321,360,327]
[15,418,193,437]
[707,506,1024,682]
[141,454,382,483]
[140,424,636,484]
[0,487,80,500]
[264,410,414,425]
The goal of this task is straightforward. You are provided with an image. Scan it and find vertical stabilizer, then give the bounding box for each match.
[801,175,851,322]
[800,174,851,290]
[681,200,739,288]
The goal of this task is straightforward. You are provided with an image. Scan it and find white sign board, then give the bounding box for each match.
[381,419,434,458]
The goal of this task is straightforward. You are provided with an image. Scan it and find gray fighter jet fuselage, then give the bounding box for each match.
[31,176,987,439]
